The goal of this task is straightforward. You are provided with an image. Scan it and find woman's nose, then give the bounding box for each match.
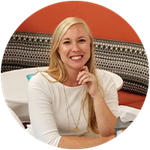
[72,42,80,52]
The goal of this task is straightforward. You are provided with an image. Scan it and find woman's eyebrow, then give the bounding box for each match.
[62,38,70,41]
[78,36,86,39]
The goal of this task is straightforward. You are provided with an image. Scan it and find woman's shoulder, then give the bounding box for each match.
[27,72,59,98]
[95,69,116,88]
[30,72,56,82]
[96,69,112,80]
[27,72,57,89]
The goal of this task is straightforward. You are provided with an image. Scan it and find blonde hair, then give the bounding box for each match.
[46,17,99,133]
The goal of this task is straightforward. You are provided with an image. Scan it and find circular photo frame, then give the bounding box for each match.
[0,1,149,150]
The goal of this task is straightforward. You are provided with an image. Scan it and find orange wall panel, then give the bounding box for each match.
[16,1,141,43]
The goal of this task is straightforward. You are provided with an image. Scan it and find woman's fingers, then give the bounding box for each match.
[78,72,91,85]
[77,66,99,97]
[77,66,89,82]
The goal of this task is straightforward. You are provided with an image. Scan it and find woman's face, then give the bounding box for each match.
[58,24,91,72]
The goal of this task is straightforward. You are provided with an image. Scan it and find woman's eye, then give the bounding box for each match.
[63,41,70,44]
[79,39,85,43]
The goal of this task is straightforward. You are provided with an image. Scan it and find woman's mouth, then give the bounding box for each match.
[70,55,83,60]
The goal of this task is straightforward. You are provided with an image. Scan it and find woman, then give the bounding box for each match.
[27,17,118,149]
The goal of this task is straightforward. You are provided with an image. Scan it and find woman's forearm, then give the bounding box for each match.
[58,135,114,149]
[93,92,117,136]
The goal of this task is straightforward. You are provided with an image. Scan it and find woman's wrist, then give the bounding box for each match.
[91,91,103,101]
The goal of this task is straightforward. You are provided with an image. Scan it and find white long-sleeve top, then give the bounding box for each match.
[27,69,118,147]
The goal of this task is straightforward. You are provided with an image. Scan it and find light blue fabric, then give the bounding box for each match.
[26,74,34,81]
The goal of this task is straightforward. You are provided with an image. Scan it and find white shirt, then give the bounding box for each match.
[27,69,118,147]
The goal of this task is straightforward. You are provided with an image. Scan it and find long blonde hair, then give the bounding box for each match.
[46,17,99,133]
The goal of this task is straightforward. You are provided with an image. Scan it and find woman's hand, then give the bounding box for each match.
[77,66,101,98]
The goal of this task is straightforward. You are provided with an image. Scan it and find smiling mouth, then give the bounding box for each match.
[70,55,83,60]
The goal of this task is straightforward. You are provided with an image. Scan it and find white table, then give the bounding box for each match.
[1,67,123,122]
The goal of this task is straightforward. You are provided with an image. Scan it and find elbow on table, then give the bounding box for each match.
[100,129,115,137]
[98,117,117,137]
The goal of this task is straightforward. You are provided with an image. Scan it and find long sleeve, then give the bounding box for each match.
[96,69,119,117]
[27,73,62,147]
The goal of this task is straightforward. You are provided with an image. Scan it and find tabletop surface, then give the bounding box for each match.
[1,67,123,104]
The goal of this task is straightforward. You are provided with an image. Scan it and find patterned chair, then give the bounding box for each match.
[2,0,148,110]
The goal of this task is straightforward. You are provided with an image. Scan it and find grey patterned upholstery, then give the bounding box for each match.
[1,32,149,95]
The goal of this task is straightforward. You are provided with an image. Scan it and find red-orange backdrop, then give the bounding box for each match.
[16,1,141,43]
